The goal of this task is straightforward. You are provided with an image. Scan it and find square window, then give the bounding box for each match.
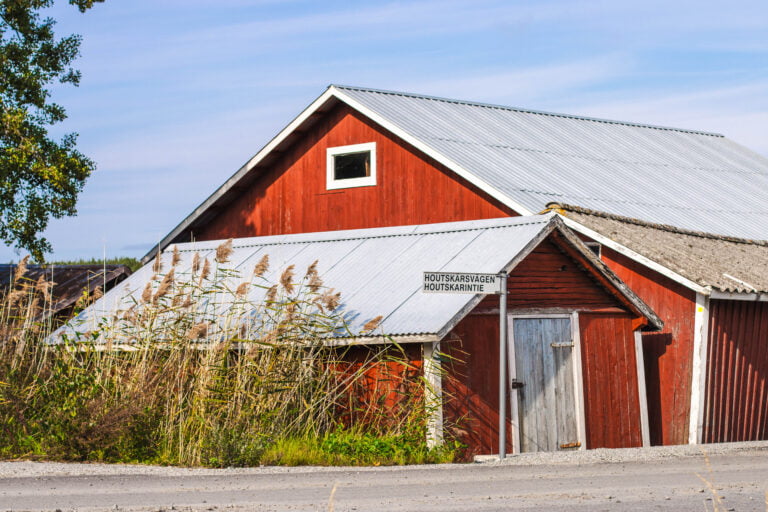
[327,142,376,190]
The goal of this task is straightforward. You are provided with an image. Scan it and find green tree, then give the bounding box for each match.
[0,0,104,261]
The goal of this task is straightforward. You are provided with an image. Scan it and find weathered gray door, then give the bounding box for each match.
[511,317,579,452]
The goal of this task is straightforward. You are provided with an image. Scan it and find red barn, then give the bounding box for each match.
[70,215,662,456]
[142,85,768,448]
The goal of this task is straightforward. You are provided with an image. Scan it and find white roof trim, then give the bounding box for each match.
[144,87,340,262]
[331,87,534,216]
[144,85,535,262]
[559,215,710,295]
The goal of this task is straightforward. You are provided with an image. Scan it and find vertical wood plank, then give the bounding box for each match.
[703,300,768,443]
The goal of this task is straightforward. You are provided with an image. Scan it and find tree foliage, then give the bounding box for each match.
[0,0,103,261]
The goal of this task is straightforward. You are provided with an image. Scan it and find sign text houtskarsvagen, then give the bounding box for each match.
[422,271,502,294]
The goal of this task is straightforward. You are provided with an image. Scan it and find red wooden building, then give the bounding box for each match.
[551,204,768,446]
[71,215,662,456]
[141,85,768,448]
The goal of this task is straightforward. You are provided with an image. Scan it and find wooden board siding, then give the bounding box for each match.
[475,239,623,312]
[703,300,768,444]
[333,344,423,429]
[443,313,513,460]
[579,312,643,449]
[599,246,696,446]
[195,103,515,241]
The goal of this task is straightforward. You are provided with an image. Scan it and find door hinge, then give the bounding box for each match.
[560,441,581,449]
[550,342,574,348]
[510,379,524,389]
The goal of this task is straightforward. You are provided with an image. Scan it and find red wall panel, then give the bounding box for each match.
[196,104,515,241]
[599,246,696,446]
[443,314,513,459]
[579,312,643,448]
[703,299,768,443]
[475,239,623,312]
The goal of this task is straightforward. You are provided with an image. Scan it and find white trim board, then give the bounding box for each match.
[571,311,587,451]
[634,331,650,447]
[688,293,711,444]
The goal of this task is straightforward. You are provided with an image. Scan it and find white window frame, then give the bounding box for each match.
[326,142,377,190]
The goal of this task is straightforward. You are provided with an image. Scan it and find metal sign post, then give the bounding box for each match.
[498,271,507,460]
[423,270,509,460]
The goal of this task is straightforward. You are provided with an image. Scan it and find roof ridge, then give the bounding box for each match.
[547,202,768,246]
[332,84,725,138]
[177,216,554,253]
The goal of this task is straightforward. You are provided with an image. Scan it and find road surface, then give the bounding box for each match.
[1,442,767,511]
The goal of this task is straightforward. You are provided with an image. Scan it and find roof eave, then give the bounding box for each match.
[141,86,343,263]
[143,85,536,262]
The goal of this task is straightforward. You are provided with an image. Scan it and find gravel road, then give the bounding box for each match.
[2,441,768,511]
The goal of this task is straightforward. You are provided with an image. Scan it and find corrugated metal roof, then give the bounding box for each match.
[146,85,768,261]
[59,214,660,342]
[65,216,555,341]
[554,204,768,293]
[335,85,768,241]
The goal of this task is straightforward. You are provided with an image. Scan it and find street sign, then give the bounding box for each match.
[423,271,501,294]
[423,269,509,460]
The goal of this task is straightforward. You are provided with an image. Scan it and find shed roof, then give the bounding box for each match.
[0,264,133,317]
[551,203,768,294]
[147,85,768,260]
[64,215,661,343]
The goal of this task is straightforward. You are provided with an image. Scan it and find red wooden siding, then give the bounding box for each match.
[443,314,513,460]
[703,299,768,443]
[579,312,643,448]
[196,104,515,241]
[475,239,623,312]
[333,344,423,429]
[599,246,696,446]
[444,236,643,457]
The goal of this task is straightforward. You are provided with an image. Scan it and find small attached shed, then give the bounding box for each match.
[551,203,768,447]
[65,214,661,456]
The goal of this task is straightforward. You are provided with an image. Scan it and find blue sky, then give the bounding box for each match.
[3,0,767,261]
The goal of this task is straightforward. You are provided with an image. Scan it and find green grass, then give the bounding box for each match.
[260,429,459,466]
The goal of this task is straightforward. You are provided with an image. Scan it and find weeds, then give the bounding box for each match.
[0,243,459,466]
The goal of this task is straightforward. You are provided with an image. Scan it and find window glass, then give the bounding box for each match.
[334,151,370,180]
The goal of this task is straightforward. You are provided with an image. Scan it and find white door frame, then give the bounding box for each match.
[508,312,586,453]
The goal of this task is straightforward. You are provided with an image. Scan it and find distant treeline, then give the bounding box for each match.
[48,257,142,272]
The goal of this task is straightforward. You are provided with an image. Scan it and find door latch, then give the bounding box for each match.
[511,379,524,389]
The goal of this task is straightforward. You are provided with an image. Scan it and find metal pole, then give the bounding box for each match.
[498,271,508,460]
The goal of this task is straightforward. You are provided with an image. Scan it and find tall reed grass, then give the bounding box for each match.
[0,244,457,466]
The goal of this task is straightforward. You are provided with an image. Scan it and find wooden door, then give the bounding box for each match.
[511,317,579,452]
